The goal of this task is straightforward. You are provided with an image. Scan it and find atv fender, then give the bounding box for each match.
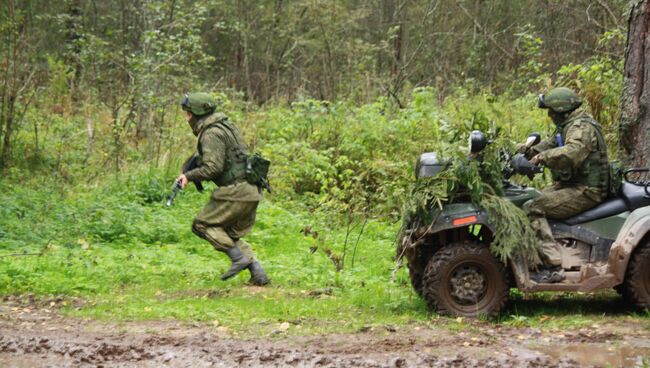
[609,206,650,282]
[425,203,493,235]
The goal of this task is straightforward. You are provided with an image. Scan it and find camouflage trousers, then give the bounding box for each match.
[524,184,602,266]
[192,196,259,261]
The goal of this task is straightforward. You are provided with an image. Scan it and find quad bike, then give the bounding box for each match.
[401,131,650,317]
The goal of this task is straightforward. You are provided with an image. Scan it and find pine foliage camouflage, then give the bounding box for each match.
[400,138,541,265]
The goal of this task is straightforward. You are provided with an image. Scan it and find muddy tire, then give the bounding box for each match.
[422,242,509,318]
[623,240,650,310]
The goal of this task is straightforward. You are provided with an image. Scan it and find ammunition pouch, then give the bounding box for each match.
[214,154,272,192]
[245,153,272,193]
[215,160,248,187]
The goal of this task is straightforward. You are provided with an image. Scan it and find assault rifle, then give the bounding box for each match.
[166,154,204,206]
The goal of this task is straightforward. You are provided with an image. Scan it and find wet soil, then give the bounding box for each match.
[1,298,649,367]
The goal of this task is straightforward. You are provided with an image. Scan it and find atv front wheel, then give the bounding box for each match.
[624,240,650,310]
[422,242,509,318]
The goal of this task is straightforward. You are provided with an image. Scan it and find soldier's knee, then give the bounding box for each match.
[192,220,207,239]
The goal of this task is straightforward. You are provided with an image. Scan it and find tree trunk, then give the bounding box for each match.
[0,0,18,169]
[620,0,650,168]
[65,0,83,104]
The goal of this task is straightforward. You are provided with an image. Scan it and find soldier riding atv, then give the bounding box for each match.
[400,90,650,318]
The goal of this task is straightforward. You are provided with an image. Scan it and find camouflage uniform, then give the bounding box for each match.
[180,93,269,285]
[523,109,609,266]
[185,112,263,261]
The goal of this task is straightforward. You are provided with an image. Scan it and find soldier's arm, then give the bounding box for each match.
[184,129,226,182]
[181,153,197,173]
[526,135,556,159]
[536,122,595,170]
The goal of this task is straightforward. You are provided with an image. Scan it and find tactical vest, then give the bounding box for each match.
[197,118,250,187]
[551,112,609,197]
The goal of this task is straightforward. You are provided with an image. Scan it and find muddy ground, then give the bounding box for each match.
[1,297,650,367]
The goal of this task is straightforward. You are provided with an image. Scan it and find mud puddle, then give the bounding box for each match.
[535,343,650,367]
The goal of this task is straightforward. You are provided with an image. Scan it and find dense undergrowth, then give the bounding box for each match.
[1,78,639,331]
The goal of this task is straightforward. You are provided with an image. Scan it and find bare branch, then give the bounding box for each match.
[454,0,514,60]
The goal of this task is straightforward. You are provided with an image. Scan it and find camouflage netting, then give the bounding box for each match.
[399,138,541,265]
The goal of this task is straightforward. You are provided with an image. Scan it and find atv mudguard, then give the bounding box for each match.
[608,205,650,282]
[423,203,494,235]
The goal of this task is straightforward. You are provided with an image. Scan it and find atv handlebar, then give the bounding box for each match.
[510,153,544,180]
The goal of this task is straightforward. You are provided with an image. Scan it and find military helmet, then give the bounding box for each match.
[180,92,216,116]
[537,87,582,113]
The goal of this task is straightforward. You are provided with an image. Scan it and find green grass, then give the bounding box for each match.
[0,183,431,334]
[1,182,649,335]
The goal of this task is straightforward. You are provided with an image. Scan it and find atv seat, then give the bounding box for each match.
[620,182,650,210]
[562,183,650,225]
[563,198,627,225]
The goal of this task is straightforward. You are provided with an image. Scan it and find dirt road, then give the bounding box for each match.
[1,297,649,367]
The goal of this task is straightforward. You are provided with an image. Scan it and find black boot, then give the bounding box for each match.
[221,247,253,280]
[248,261,270,286]
[531,266,565,283]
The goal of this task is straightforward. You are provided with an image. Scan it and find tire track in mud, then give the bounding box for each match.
[0,331,577,368]
[0,301,646,367]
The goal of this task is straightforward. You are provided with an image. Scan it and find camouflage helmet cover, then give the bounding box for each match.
[180,92,216,116]
[537,87,582,113]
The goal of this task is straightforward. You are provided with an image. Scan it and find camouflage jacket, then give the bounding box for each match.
[527,109,609,200]
[185,112,262,202]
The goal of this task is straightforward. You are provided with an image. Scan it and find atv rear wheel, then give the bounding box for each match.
[623,240,650,310]
[422,242,509,318]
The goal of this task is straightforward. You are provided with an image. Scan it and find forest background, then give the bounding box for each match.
[0,0,637,329]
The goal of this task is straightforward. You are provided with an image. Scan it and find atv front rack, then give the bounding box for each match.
[624,168,650,199]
